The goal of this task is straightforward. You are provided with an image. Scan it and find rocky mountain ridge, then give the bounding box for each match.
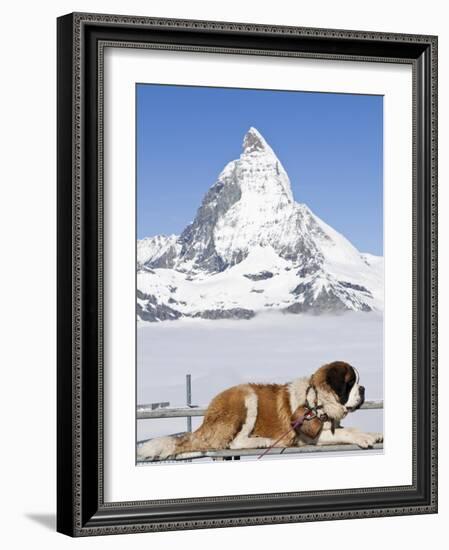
[137,127,383,321]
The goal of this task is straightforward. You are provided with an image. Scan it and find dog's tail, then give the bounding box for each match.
[137,422,238,461]
[137,435,179,460]
[136,433,210,461]
[138,388,248,460]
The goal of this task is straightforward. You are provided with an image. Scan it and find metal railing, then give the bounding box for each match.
[136,443,384,463]
[137,400,383,420]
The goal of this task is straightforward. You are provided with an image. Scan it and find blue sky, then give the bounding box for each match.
[137,84,383,255]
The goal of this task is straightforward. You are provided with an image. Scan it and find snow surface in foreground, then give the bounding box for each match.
[137,312,383,442]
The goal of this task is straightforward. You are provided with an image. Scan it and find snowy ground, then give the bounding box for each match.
[137,311,383,443]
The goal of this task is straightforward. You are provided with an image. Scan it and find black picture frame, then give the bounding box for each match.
[57,12,438,536]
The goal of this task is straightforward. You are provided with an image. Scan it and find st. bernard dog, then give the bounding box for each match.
[138,361,383,461]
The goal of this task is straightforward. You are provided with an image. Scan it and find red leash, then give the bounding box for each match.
[257,409,315,460]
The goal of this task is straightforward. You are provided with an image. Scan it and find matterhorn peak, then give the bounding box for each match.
[242,126,271,154]
[137,125,384,320]
[239,127,294,204]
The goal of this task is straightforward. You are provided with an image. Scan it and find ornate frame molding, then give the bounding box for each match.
[57,12,438,536]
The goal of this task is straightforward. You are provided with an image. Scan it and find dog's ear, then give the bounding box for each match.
[325,363,354,405]
[326,364,346,397]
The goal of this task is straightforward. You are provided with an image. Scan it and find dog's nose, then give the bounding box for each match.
[359,385,365,396]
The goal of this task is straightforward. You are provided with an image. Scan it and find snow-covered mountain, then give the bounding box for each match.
[137,127,383,322]
[137,235,181,270]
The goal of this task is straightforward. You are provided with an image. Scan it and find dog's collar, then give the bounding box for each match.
[305,384,328,422]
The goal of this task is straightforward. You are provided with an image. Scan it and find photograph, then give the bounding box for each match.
[135,84,385,463]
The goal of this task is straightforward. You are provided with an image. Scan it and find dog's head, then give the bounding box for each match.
[309,361,365,421]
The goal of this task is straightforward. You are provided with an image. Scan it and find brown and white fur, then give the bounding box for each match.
[138,361,383,460]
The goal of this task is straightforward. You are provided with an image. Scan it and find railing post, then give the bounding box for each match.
[186,374,192,432]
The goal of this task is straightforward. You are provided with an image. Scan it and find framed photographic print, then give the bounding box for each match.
[57,12,438,536]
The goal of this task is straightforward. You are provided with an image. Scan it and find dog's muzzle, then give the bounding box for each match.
[346,385,365,412]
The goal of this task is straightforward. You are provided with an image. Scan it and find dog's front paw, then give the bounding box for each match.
[351,431,382,449]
